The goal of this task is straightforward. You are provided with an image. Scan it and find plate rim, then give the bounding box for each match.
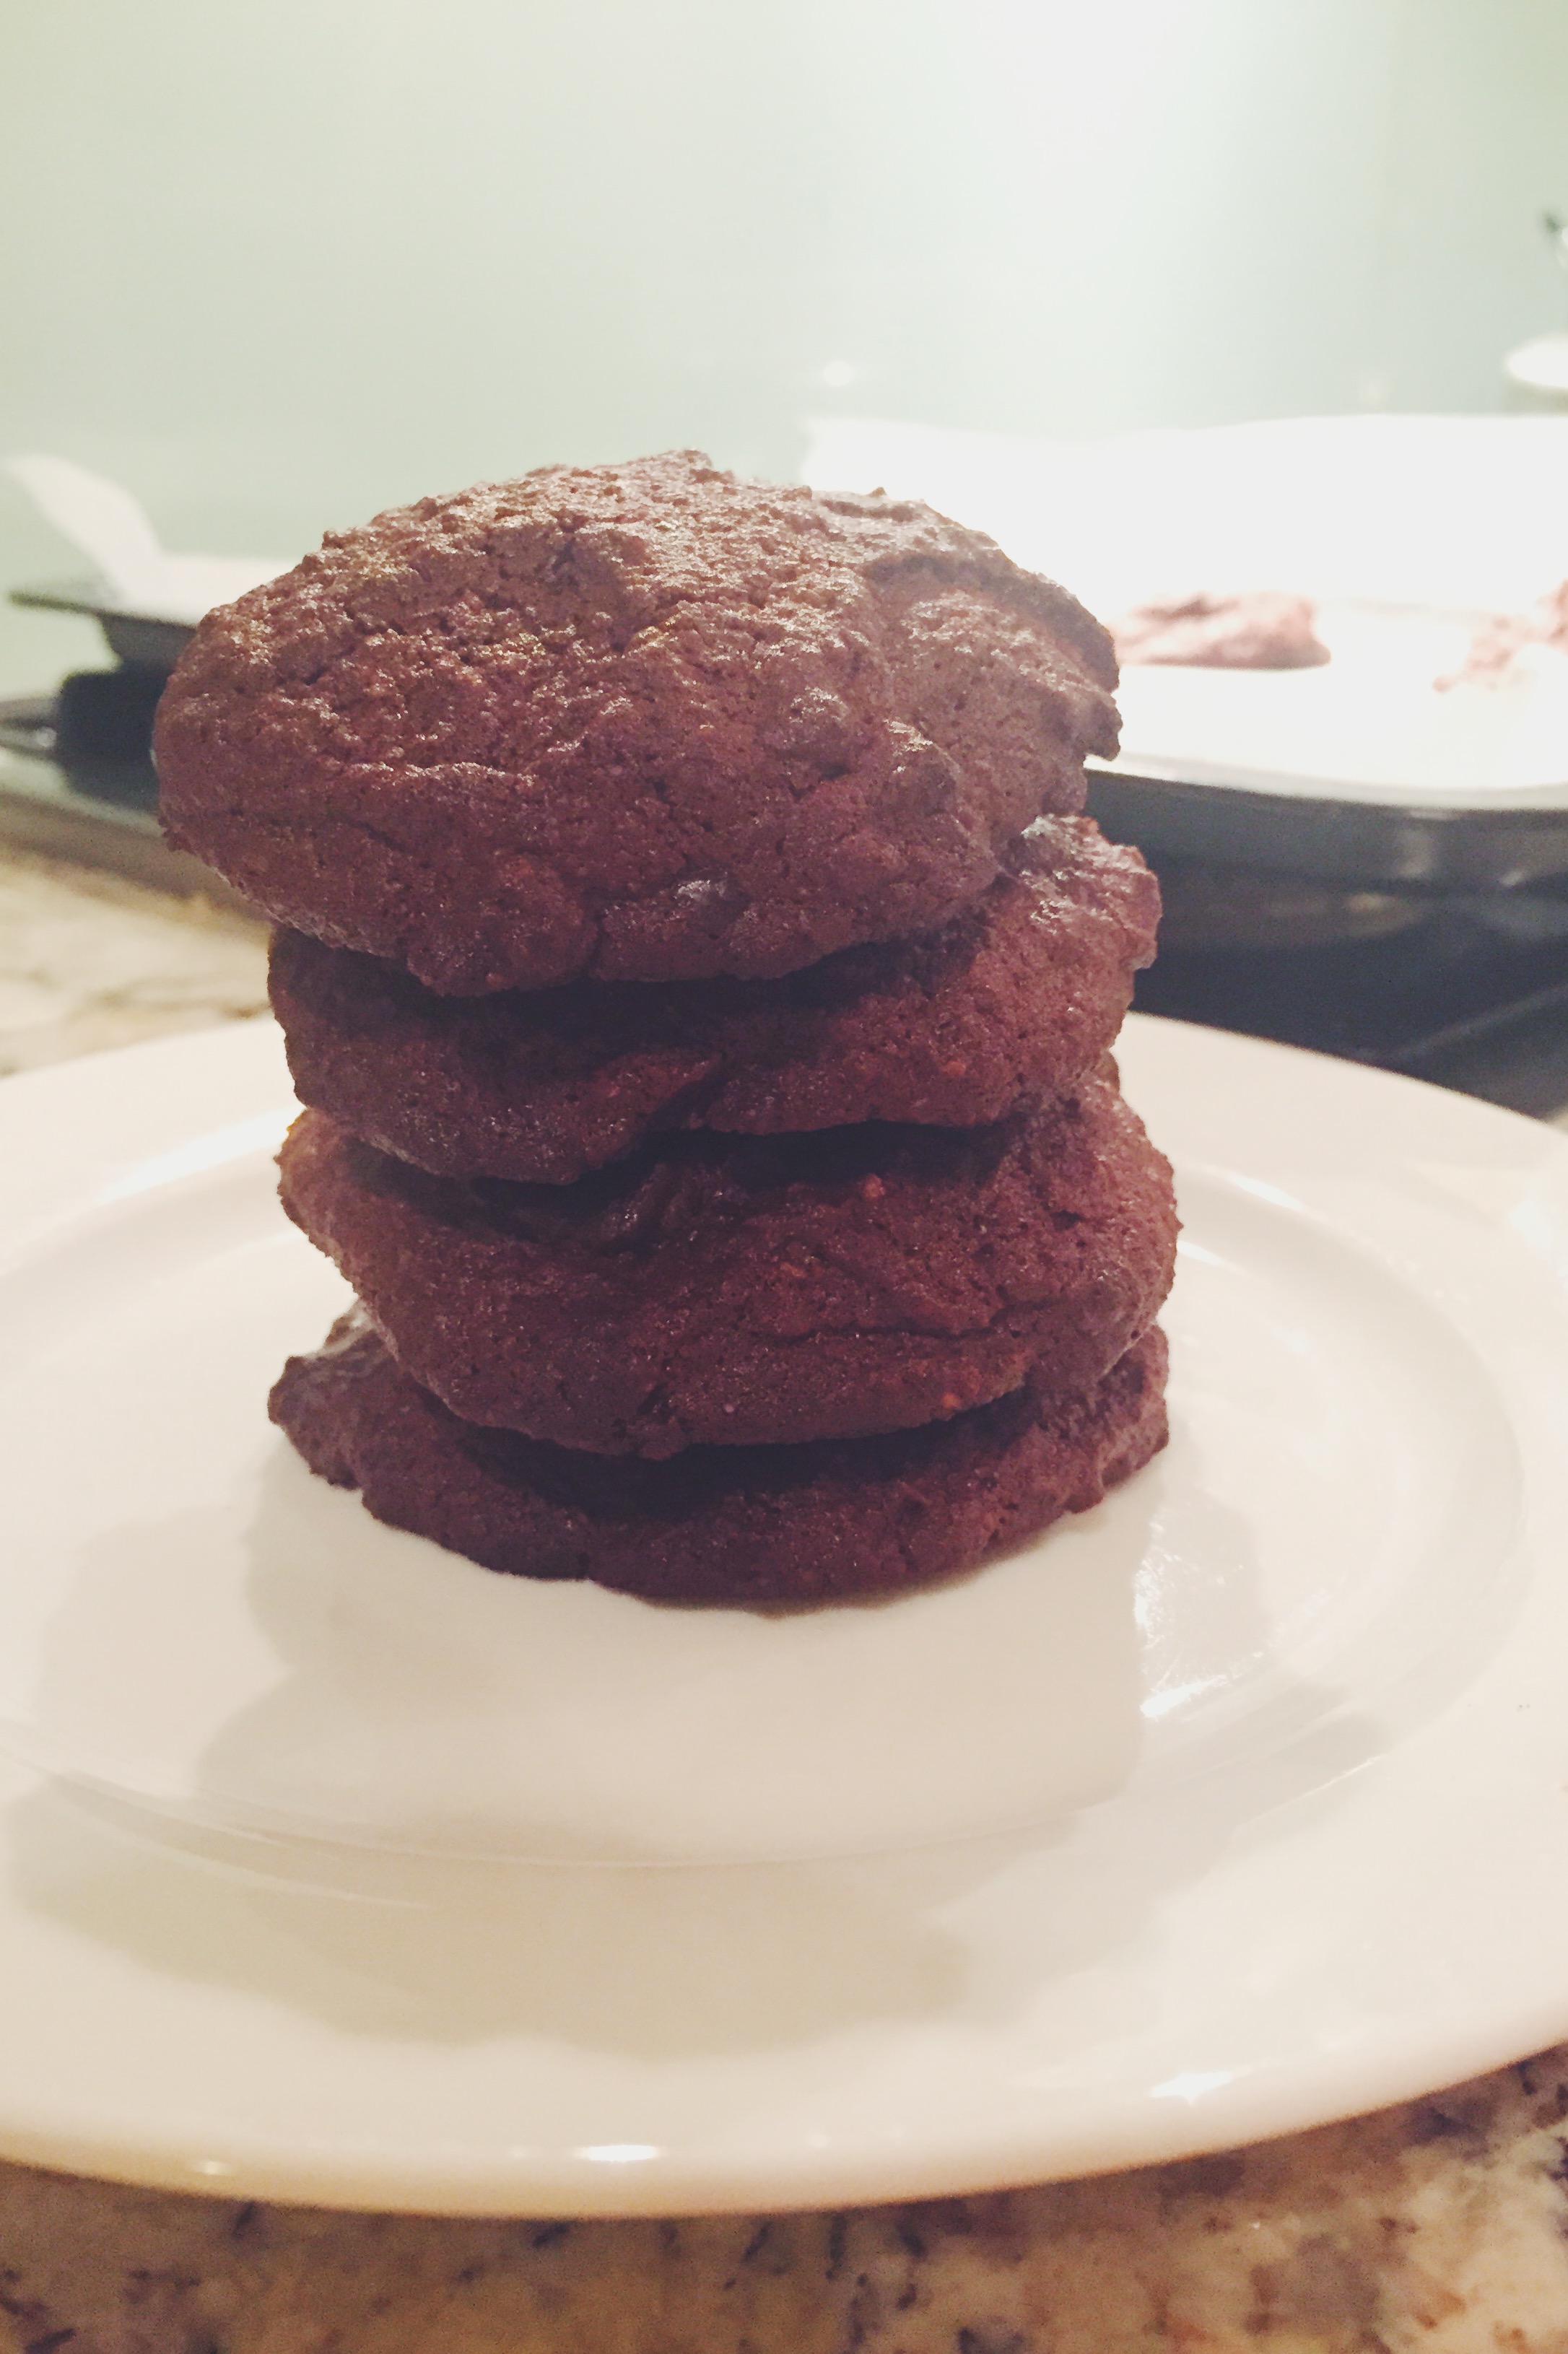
[2,1013,1568,2216]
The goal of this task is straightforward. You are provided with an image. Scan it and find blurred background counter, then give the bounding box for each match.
[0,839,266,1078]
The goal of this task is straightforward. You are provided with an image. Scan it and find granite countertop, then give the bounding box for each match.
[0,843,271,1077]
[3,844,1568,2350]
[4,2058,1568,2352]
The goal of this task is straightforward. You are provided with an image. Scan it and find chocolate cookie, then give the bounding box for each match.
[157,452,1120,993]
[1111,592,1330,669]
[276,1072,1177,1457]
[270,818,1159,1183]
[271,1311,1169,1606]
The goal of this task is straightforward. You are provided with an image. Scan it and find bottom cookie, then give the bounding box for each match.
[269,1312,1169,1607]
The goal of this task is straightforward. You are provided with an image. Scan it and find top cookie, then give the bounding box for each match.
[155,452,1119,992]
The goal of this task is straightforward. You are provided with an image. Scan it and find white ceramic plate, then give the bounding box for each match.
[1,1015,1567,2216]
[1111,600,1568,805]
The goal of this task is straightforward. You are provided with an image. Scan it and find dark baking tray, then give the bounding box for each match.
[1087,762,1568,891]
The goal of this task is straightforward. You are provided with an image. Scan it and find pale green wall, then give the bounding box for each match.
[4,0,1567,691]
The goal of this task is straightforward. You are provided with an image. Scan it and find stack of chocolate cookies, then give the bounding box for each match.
[157,453,1177,1607]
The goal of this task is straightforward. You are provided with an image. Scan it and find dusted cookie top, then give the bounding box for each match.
[270,819,1159,1183]
[157,451,1119,993]
[277,1073,1177,1457]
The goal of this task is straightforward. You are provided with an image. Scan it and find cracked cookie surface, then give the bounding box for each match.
[156,451,1119,991]
[276,1071,1177,1457]
[269,818,1159,1182]
[271,1312,1168,1604]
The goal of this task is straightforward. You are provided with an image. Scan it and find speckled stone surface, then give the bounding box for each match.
[0,844,269,1073]
[4,2057,1568,2350]
[4,845,1568,2345]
